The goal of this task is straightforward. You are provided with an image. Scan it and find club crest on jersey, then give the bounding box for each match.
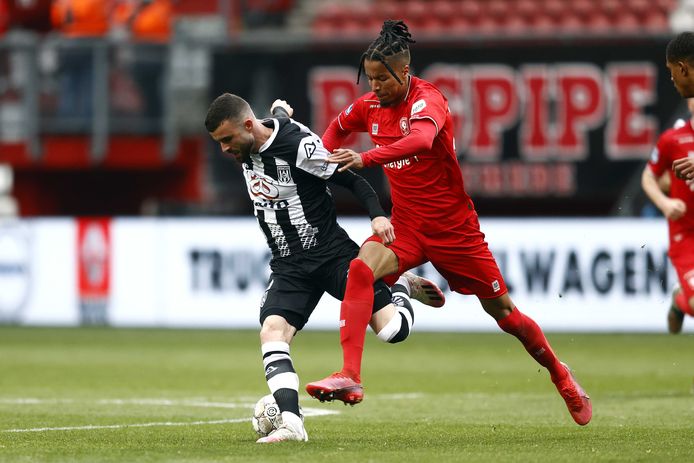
[372,123,378,135]
[304,141,316,159]
[277,165,292,184]
[411,99,426,115]
[399,117,410,135]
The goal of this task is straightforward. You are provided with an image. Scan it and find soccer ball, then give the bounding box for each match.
[251,394,303,437]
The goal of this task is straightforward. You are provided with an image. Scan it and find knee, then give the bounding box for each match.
[259,315,292,343]
[481,295,514,321]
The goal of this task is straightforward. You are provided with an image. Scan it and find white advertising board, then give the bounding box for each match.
[109,217,680,332]
[3,217,684,332]
[0,219,77,325]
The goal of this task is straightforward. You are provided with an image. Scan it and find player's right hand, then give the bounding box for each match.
[662,198,687,221]
[270,99,293,117]
[371,216,395,245]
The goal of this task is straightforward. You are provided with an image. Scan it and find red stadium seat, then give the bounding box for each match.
[641,9,669,33]
[558,14,585,34]
[542,0,565,20]
[459,0,482,24]
[569,0,594,21]
[613,11,641,34]
[515,0,539,20]
[529,13,558,35]
[584,11,612,33]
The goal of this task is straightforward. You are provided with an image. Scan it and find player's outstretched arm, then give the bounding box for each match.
[328,169,394,244]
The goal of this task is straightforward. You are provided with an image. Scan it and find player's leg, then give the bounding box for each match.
[370,273,445,343]
[668,285,686,334]
[478,293,591,425]
[370,281,414,344]
[668,246,694,334]
[306,232,425,404]
[335,241,398,381]
[427,217,591,425]
[256,274,320,443]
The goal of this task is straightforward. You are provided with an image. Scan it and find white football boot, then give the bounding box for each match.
[256,417,308,443]
[401,272,445,308]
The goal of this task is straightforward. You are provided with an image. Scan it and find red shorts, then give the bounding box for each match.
[670,233,694,302]
[365,213,507,299]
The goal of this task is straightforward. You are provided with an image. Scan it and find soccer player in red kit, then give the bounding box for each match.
[641,98,694,333]
[305,20,592,426]
[667,32,694,183]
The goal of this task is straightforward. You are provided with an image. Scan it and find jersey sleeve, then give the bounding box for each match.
[295,133,338,179]
[648,130,673,177]
[409,87,448,135]
[336,96,368,133]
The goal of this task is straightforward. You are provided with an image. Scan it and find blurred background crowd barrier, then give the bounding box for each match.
[0,0,689,218]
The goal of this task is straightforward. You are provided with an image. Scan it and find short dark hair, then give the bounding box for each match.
[204,93,252,132]
[666,32,694,64]
[358,19,416,85]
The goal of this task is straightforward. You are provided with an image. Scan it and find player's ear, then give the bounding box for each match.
[679,60,690,76]
[244,118,253,131]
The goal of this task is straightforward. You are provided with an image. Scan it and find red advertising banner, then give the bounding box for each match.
[77,218,111,299]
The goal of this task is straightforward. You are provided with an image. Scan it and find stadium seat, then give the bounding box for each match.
[613,11,641,34]
[529,13,557,35]
[514,0,539,21]
[584,11,612,34]
[559,14,585,34]
[642,9,669,33]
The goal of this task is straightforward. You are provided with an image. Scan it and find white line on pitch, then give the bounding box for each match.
[3,418,250,433]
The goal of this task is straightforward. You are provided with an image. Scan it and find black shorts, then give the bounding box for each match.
[259,233,391,331]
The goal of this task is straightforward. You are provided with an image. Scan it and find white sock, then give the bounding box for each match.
[395,275,411,295]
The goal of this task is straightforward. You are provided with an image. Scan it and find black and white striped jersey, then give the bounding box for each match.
[242,117,347,259]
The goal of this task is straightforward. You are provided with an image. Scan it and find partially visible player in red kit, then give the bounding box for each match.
[641,97,694,334]
[304,20,591,426]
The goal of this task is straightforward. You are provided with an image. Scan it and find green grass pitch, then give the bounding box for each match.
[1,327,693,462]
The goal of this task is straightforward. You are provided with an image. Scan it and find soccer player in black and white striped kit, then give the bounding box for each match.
[205,94,444,443]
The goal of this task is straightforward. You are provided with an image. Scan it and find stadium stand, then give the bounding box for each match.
[311,0,678,37]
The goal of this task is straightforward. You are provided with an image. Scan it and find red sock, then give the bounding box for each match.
[675,290,694,316]
[339,259,374,383]
[497,307,566,383]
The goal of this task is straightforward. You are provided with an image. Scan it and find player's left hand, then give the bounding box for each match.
[673,157,694,180]
[371,216,395,245]
[329,149,364,172]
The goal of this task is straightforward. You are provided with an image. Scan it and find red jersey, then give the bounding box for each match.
[335,76,473,230]
[648,122,694,243]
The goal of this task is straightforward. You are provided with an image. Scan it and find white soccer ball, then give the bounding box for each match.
[251,394,303,437]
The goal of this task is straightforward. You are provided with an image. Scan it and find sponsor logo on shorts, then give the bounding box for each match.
[492,280,500,292]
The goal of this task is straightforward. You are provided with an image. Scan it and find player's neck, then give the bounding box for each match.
[252,120,274,153]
